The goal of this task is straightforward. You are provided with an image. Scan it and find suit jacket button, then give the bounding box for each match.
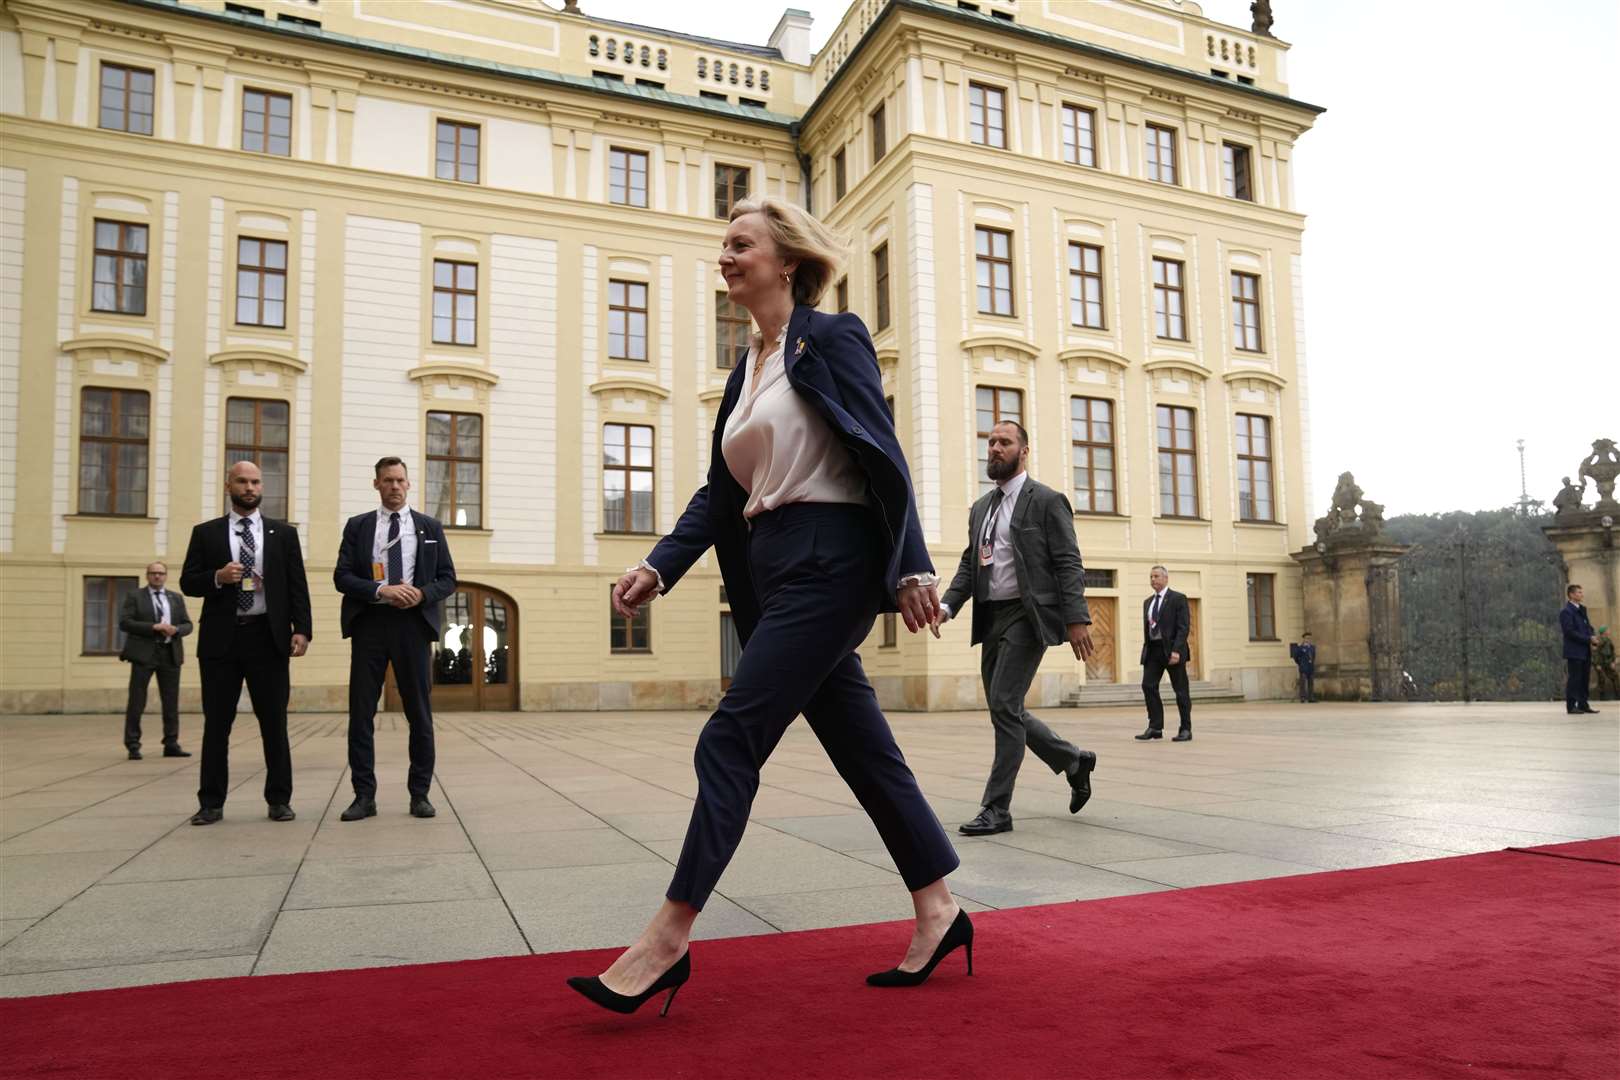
[851,424,865,435]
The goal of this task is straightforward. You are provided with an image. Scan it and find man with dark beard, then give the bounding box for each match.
[937,420,1098,836]
[179,460,312,824]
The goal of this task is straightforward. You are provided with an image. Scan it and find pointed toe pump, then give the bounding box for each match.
[866,908,974,988]
[567,951,691,1017]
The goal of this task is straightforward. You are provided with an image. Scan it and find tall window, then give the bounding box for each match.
[968,83,1006,148]
[1223,142,1253,201]
[610,590,651,653]
[610,147,648,207]
[435,120,480,183]
[1061,104,1096,167]
[241,89,292,156]
[432,260,477,346]
[235,237,287,327]
[91,220,148,315]
[78,388,149,516]
[1153,257,1186,340]
[603,423,654,534]
[835,278,849,313]
[1247,573,1276,640]
[975,386,1023,496]
[873,243,891,331]
[975,227,1014,316]
[1236,413,1275,522]
[608,280,648,361]
[225,398,290,519]
[425,411,483,527]
[1070,397,1115,514]
[1145,123,1178,184]
[1231,271,1262,352]
[84,576,139,655]
[871,103,887,161]
[714,163,749,219]
[99,63,154,135]
[833,148,847,201]
[1067,242,1105,329]
[715,291,749,369]
[1156,404,1198,518]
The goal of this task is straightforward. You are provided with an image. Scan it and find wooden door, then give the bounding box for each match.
[1085,597,1118,683]
[385,583,518,712]
[1185,597,1201,679]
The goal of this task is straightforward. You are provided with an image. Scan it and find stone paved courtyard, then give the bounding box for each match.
[1,701,1615,997]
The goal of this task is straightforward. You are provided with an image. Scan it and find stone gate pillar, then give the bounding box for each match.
[1290,473,1409,700]
[1544,438,1620,635]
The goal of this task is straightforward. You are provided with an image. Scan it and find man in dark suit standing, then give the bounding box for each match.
[1289,631,1317,703]
[333,457,457,821]
[1137,565,1193,741]
[118,561,193,760]
[938,420,1098,837]
[180,460,312,825]
[1560,584,1600,715]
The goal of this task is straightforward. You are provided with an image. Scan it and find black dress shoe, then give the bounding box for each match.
[1172,729,1193,742]
[127,749,143,760]
[340,796,378,822]
[163,745,192,757]
[1134,728,1162,740]
[267,804,296,822]
[409,796,436,818]
[190,808,222,826]
[1579,706,1601,714]
[958,808,1012,836]
[1068,750,1096,814]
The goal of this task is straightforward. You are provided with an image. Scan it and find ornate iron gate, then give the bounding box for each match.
[1396,522,1565,701]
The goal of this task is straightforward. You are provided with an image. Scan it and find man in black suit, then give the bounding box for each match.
[333,457,457,821]
[938,420,1098,837]
[1560,584,1600,715]
[179,461,312,825]
[118,561,193,760]
[1137,565,1193,741]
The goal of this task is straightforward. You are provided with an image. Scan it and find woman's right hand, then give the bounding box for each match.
[612,568,661,618]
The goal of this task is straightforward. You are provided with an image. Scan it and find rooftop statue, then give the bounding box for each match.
[1579,438,1619,512]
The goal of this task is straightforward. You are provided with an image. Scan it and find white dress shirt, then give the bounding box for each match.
[372,504,418,599]
[225,509,267,616]
[982,469,1029,602]
[721,331,866,519]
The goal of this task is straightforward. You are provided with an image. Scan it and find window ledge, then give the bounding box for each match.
[443,527,493,536]
[65,514,159,523]
[1235,520,1288,529]
[596,532,659,541]
[1153,516,1210,524]
[1074,510,1128,519]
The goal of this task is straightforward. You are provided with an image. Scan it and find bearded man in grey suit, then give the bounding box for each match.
[119,561,193,759]
[936,420,1098,836]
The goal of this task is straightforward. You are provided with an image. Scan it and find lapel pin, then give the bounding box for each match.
[794,337,805,357]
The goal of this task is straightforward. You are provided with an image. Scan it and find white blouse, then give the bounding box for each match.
[721,331,867,518]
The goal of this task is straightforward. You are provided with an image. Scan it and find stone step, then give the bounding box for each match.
[1061,680,1246,707]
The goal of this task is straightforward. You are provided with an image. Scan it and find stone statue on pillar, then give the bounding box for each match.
[1579,438,1620,513]
[1544,437,1619,655]
[1553,476,1586,521]
[1250,0,1275,37]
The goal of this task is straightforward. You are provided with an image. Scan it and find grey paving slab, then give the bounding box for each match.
[754,813,887,851]
[453,804,605,835]
[472,827,661,872]
[643,828,897,898]
[1367,801,1620,837]
[735,885,994,932]
[847,841,1170,908]
[598,810,699,842]
[0,850,138,918]
[511,894,776,953]
[283,853,498,910]
[0,813,185,856]
[254,898,527,974]
[1175,799,1399,829]
[1096,851,1325,888]
[0,955,258,998]
[303,819,474,859]
[0,919,36,947]
[985,818,1220,864]
[0,875,290,974]
[0,807,76,839]
[1319,819,1588,854]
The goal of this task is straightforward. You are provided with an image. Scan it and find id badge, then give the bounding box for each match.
[979,541,994,566]
[241,573,257,592]
[372,562,387,582]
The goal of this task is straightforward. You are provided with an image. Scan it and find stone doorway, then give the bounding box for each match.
[386,583,518,712]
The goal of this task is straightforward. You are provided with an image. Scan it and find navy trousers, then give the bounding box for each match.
[347,606,437,798]
[1565,658,1591,711]
[666,503,960,911]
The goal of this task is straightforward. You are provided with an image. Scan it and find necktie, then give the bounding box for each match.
[1150,593,1162,625]
[237,523,256,612]
[387,512,404,585]
[982,489,1006,547]
[152,590,165,624]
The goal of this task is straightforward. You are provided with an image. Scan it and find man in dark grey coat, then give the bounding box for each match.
[937,420,1097,836]
[119,561,193,759]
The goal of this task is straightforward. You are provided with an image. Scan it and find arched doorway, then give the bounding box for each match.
[386,583,518,711]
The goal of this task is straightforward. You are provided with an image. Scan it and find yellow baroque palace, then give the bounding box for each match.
[0,0,1323,713]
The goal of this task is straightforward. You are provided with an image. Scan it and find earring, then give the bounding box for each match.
[781,270,791,281]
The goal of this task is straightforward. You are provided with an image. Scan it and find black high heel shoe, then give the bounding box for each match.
[866,908,973,987]
[567,951,690,1016]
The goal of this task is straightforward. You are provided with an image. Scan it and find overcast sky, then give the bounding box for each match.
[579,0,1620,517]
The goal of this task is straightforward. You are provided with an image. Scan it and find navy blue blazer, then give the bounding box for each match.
[646,305,932,644]
[333,509,458,643]
[1560,602,1594,661]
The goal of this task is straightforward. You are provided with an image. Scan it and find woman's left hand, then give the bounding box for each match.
[897,582,940,634]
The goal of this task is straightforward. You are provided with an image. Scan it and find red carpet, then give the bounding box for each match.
[2,839,1616,1080]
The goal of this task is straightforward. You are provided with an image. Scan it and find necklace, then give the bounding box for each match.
[752,333,784,378]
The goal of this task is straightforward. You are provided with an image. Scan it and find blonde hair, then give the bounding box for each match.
[728,195,845,307]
